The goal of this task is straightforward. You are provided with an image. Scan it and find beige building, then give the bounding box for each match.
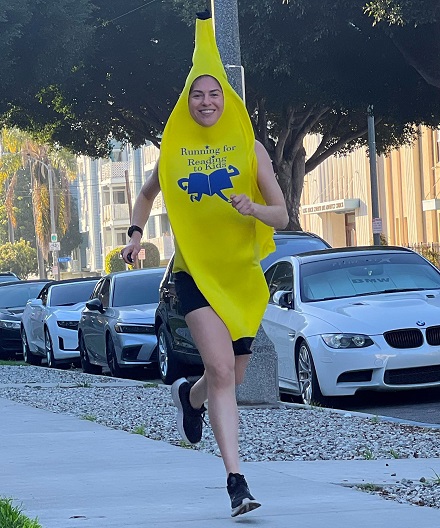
[300,126,440,249]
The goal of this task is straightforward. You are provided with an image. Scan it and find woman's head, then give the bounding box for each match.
[188,75,224,127]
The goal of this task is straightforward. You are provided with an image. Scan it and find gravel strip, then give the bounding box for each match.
[1,366,440,509]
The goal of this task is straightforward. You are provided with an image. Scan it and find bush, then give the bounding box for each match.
[105,246,126,274]
[139,242,160,268]
[0,498,42,528]
[0,240,37,279]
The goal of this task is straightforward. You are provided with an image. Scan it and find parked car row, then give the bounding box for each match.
[7,231,440,408]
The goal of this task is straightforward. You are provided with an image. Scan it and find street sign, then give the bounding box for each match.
[49,242,61,251]
[138,248,146,260]
[372,218,382,234]
[58,256,71,263]
[52,265,59,276]
[51,233,58,243]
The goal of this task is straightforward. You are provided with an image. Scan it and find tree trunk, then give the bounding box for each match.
[274,145,306,231]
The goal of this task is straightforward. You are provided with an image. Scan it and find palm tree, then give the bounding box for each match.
[0,127,78,276]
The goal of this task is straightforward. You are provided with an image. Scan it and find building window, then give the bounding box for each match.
[116,232,126,246]
[147,217,157,238]
[160,214,170,235]
[113,190,126,204]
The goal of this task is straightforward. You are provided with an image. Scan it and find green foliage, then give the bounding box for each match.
[0,497,42,528]
[105,246,126,274]
[418,246,440,268]
[0,240,37,278]
[364,0,439,25]
[140,242,160,268]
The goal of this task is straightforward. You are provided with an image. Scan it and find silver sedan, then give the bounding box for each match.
[78,268,165,377]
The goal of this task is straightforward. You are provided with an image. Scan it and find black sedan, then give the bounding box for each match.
[0,280,50,359]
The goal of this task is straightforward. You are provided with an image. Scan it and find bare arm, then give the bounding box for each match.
[121,160,161,263]
[230,141,288,229]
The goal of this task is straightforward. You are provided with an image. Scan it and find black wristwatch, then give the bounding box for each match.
[127,225,143,238]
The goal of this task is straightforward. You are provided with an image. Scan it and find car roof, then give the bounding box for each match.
[273,230,330,245]
[0,279,50,288]
[293,245,415,264]
[46,277,100,287]
[106,267,166,279]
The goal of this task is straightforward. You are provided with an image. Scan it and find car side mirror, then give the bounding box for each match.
[29,298,43,307]
[273,290,292,309]
[86,298,105,313]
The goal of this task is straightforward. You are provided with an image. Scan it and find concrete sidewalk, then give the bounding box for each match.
[1,397,439,527]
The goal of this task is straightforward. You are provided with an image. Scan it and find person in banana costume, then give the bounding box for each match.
[122,12,288,517]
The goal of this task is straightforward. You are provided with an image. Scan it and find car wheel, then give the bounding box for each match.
[79,333,102,375]
[21,329,42,366]
[45,329,59,368]
[296,341,327,406]
[106,335,125,378]
[157,324,182,385]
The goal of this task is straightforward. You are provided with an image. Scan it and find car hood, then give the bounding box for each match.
[114,303,158,322]
[52,302,87,320]
[304,291,440,334]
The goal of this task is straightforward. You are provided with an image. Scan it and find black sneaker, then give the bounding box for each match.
[227,473,261,517]
[171,378,206,444]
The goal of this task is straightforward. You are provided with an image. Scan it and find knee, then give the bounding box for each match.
[205,361,235,389]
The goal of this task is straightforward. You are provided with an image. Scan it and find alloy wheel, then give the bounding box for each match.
[298,343,314,405]
[158,331,168,379]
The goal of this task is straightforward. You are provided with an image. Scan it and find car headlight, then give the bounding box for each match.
[114,323,155,334]
[0,320,21,330]
[321,333,374,349]
[57,321,79,330]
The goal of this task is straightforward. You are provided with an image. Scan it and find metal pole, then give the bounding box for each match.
[367,106,381,246]
[47,163,60,280]
[211,0,245,101]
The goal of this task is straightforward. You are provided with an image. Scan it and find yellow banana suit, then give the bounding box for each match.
[159,16,275,341]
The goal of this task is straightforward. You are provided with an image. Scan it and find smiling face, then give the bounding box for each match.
[188,76,224,127]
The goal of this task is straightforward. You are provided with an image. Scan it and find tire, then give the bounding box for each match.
[79,333,102,375]
[157,324,182,385]
[21,329,42,366]
[106,335,126,378]
[45,329,58,368]
[296,341,328,406]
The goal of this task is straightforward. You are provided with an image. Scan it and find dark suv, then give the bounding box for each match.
[154,231,330,384]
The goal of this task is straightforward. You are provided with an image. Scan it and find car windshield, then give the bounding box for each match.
[0,283,47,309]
[112,271,163,307]
[50,281,98,306]
[300,252,440,302]
[261,237,329,271]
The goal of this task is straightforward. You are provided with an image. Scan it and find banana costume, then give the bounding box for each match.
[159,15,275,341]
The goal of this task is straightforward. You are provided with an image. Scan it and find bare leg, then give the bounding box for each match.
[185,306,242,475]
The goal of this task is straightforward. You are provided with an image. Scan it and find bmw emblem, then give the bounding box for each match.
[416,321,426,327]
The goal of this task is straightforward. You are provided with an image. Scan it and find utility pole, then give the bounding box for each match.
[367,106,381,246]
[47,163,60,280]
[210,0,245,100]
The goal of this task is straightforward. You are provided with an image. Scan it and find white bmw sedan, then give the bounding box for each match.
[263,246,440,405]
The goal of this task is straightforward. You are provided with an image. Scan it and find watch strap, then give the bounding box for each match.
[128,225,143,238]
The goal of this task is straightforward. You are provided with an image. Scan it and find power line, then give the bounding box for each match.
[101,0,161,26]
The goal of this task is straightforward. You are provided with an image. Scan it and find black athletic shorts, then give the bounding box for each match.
[174,271,254,356]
